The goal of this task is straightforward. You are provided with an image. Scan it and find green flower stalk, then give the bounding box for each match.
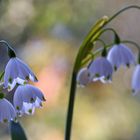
[65,16,108,140]
[65,5,140,140]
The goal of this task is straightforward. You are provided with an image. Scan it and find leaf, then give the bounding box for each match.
[10,121,27,140]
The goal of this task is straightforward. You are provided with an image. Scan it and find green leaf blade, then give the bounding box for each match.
[10,121,27,140]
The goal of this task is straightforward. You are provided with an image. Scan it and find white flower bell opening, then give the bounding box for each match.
[88,57,113,83]
[13,84,46,116]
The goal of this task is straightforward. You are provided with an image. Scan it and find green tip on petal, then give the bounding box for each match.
[95,73,100,77]
[3,118,8,123]
[28,109,32,114]
[0,93,5,99]
[16,106,20,110]
[9,77,13,83]
[25,76,29,80]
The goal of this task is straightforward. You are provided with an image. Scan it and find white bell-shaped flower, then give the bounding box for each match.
[21,102,35,115]
[107,44,135,70]
[88,57,113,83]
[4,57,38,91]
[76,68,92,86]
[132,64,140,95]
[0,98,16,123]
[13,84,45,116]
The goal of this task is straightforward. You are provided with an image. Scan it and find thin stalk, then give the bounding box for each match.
[122,40,140,51]
[65,5,140,140]
[107,5,140,24]
[92,28,118,43]
[95,39,106,47]
[65,72,77,140]
[0,71,4,81]
[91,5,140,45]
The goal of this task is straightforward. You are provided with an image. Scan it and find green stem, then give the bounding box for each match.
[122,40,140,51]
[65,72,77,140]
[95,39,106,47]
[99,28,117,34]
[65,5,140,140]
[0,71,4,81]
[107,5,140,24]
[93,28,118,42]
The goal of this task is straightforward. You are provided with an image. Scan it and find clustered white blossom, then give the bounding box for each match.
[77,42,140,96]
[0,41,46,123]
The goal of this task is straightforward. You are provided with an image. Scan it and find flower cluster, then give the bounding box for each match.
[0,48,46,123]
[77,43,139,95]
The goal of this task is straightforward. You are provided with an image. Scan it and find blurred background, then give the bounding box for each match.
[0,0,140,140]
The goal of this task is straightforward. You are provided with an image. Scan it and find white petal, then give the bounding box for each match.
[4,57,37,90]
[77,68,91,86]
[13,88,23,111]
[107,44,135,69]
[88,57,113,83]
[0,99,16,122]
[132,65,140,94]
[16,78,26,85]
[8,79,17,91]
[34,98,42,108]
[22,102,35,115]
[16,58,37,82]
[4,58,18,88]
[13,84,45,116]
